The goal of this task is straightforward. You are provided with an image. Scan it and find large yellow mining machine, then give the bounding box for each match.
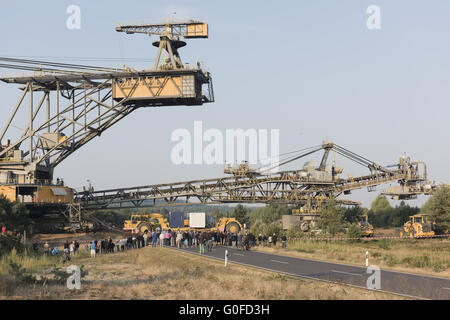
[0,19,213,232]
[0,18,444,234]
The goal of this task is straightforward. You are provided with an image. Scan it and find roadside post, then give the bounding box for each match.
[366,251,369,267]
[225,249,228,267]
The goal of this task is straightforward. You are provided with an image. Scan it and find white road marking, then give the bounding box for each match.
[233,253,244,256]
[270,259,289,264]
[331,270,362,277]
[442,287,450,291]
[168,247,430,300]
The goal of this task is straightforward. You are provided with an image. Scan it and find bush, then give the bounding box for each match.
[316,200,346,235]
[377,239,391,250]
[346,224,362,239]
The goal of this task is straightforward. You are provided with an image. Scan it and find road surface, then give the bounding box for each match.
[170,245,450,300]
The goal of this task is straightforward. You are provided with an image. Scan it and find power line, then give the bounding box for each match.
[0,55,154,63]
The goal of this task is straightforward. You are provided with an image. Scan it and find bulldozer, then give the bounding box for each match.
[357,215,374,237]
[213,217,242,233]
[395,214,436,238]
[123,213,242,234]
[123,213,169,233]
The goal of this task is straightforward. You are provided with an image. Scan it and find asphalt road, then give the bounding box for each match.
[169,245,450,300]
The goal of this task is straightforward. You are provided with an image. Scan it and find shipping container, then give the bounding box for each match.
[169,211,185,228]
[189,212,206,228]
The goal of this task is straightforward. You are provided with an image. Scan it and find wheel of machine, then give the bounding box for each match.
[300,221,310,232]
[225,222,241,234]
[137,223,151,234]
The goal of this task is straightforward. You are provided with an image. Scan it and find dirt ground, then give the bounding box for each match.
[1,245,407,300]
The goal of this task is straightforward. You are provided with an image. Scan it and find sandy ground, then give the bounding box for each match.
[2,245,408,300]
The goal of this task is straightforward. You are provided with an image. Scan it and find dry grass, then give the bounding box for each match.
[253,238,450,277]
[1,246,406,300]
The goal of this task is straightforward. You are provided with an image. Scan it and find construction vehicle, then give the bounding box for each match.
[395,214,436,238]
[0,19,213,232]
[288,208,322,232]
[123,213,242,234]
[357,215,374,237]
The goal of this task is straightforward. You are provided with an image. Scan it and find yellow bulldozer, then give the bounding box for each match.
[123,213,169,233]
[123,213,242,234]
[357,215,374,237]
[395,214,436,238]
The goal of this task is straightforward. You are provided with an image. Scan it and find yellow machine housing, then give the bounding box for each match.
[0,185,74,204]
[185,23,208,38]
[396,214,435,238]
[112,72,203,103]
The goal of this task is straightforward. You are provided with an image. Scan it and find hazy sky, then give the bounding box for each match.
[0,1,449,208]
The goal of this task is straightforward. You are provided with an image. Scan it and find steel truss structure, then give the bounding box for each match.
[75,142,433,211]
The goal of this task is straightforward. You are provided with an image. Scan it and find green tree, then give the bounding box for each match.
[369,195,394,228]
[371,195,392,214]
[316,200,346,235]
[0,196,31,231]
[421,186,450,232]
[343,206,365,223]
[210,207,227,221]
[391,201,419,227]
[231,204,249,226]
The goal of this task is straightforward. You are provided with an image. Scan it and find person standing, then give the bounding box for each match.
[237,232,242,249]
[281,234,287,248]
[206,232,213,252]
[183,232,188,248]
[152,231,158,247]
[165,230,171,246]
[199,232,206,254]
[90,240,96,258]
[69,241,75,256]
[74,240,79,255]
[43,241,50,256]
[176,231,182,248]
[273,233,277,247]
[159,231,164,247]
[143,231,148,247]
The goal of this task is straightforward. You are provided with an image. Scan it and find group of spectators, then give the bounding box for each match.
[41,240,81,263]
[34,228,289,262]
[257,233,288,248]
[87,228,260,257]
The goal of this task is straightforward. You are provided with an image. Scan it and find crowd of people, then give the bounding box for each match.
[85,228,267,258]
[35,228,288,262]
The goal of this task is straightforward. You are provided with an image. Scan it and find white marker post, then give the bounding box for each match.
[225,249,228,267]
[366,251,369,267]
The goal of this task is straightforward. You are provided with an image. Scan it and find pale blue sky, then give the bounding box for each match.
[0,1,449,208]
